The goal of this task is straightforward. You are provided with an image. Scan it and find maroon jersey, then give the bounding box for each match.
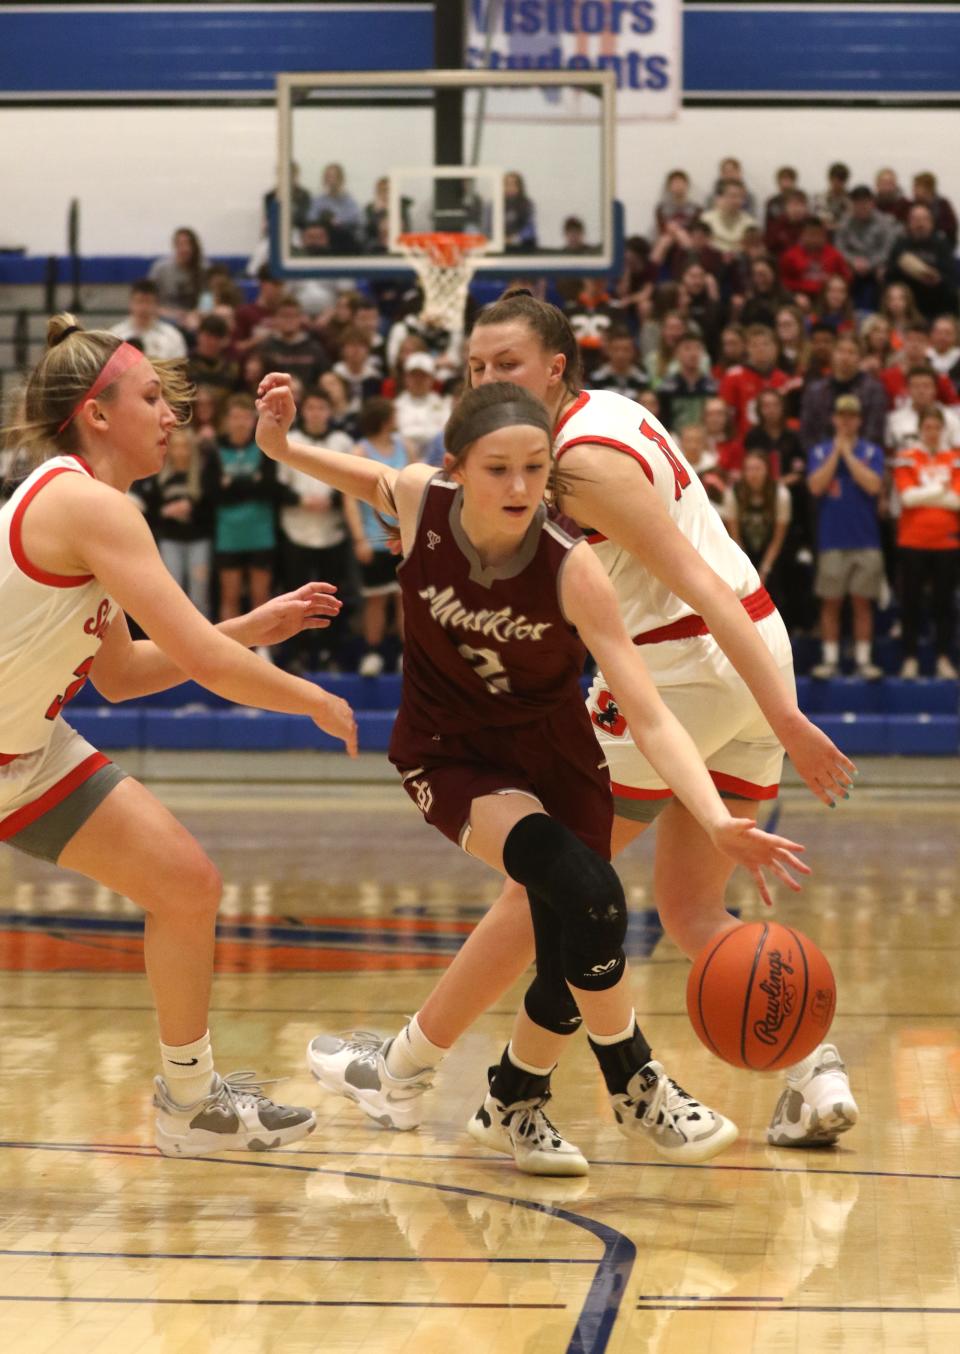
[393,474,585,738]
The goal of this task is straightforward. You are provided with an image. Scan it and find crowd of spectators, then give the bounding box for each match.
[115,155,960,681]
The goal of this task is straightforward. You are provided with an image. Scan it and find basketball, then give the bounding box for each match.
[686,922,836,1071]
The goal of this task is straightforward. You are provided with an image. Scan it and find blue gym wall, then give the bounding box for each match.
[1,2,959,101]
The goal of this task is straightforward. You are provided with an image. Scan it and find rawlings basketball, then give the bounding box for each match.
[686,922,836,1071]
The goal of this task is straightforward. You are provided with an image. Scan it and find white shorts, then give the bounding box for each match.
[0,719,127,861]
[586,611,794,822]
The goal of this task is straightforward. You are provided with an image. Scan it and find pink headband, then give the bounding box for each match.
[57,341,146,434]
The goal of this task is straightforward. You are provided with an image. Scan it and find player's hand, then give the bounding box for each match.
[782,712,856,807]
[354,538,374,565]
[313,690,358,757]
[244,583,342,646]
[255,372,297,460]
[710,818,810,909]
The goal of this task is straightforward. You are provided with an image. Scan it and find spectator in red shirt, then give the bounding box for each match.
[881,321,959,408]
[912,171,958,249]
[780,217,852,303]
[719,323,792,438]
[893,407,960,679]
[703,394,745,475]
[765,189,809,257]
[875,168,911,226]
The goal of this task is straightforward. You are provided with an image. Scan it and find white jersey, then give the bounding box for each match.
[555,389,761,654]
[0,455,117,755]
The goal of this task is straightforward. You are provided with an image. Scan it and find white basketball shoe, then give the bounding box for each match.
[767,1044,859,1147]
[306,1031,433,1131]
[611,1060,739,1163]
[153,1071,316,1157]
[467,1066,589,1177]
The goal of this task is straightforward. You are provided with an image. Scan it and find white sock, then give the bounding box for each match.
[160,1030,215,1105]
[587,1012,636,1046]
[854,640,871,666]
[506,1041,555,1078]
[786,1045,823,1082]
[384,1013,448,1080]
[822,641,840,665]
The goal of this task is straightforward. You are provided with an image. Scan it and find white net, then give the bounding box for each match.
[396,232,488,334]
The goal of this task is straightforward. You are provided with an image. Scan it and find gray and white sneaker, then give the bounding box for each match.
[153,1071,316,1158]
[306,1031,433,1131]
[467,1089,588,1177]
[767,1044,859,1147]
[611,1060,738,1163]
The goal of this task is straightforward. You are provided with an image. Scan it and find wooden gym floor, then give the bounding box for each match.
[1,765,959,1353]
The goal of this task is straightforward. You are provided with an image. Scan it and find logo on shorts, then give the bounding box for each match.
[411,778,434,815]
[589,958,619,976]
[426,530,441,550]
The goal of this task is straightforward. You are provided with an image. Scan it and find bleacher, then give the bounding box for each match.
[3,257,959,759]
[64,655,960,756]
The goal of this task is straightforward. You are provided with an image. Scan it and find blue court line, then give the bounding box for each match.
[0,1142,635,1354]
[0,1247,594,1265]
[3,1142,953,1186]
[0,911,465,953]
[0,1296,563,1310]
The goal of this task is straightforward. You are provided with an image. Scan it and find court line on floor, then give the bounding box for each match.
[287,1146,960,1186]
[0,1296,563,1310]
[0,1247,595,1265]
[0,1142,635,1354]
[633,1303,960,1314]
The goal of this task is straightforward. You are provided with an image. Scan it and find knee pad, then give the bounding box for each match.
[523,973,582,1035]
[503,814,627,992]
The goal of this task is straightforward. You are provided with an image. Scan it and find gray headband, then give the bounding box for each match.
[446,400,552,458]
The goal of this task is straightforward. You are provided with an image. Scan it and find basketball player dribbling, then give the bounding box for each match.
[379,294,857,1167]
[256,372,809,1171]
[0,315,357,1156]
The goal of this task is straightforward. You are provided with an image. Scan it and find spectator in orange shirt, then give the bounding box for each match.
[893,407,960,678]
[780,217,852,303]
[719,324,792,439]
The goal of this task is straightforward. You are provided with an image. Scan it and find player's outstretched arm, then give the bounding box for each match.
[559,443,855,808]
[40,476,357,754]
[256,371,396,514]
[91,583,342,701]
[561,542,809,906]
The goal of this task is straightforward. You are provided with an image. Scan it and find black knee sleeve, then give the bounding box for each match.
[523,892,582,1035]
[503,814,627,993]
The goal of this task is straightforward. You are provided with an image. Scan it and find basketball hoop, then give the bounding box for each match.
[396,231,488,333]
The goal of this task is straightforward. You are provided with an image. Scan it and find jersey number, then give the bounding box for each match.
[639,418,692,502]
[45,655,95,721]
[458,644,512,695]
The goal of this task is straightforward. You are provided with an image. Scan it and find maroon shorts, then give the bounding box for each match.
[390,704,613,859]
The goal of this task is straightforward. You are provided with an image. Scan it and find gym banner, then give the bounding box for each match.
[466,0,682,120]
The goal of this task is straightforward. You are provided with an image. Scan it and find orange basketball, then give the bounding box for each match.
[686,921,836,1071]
